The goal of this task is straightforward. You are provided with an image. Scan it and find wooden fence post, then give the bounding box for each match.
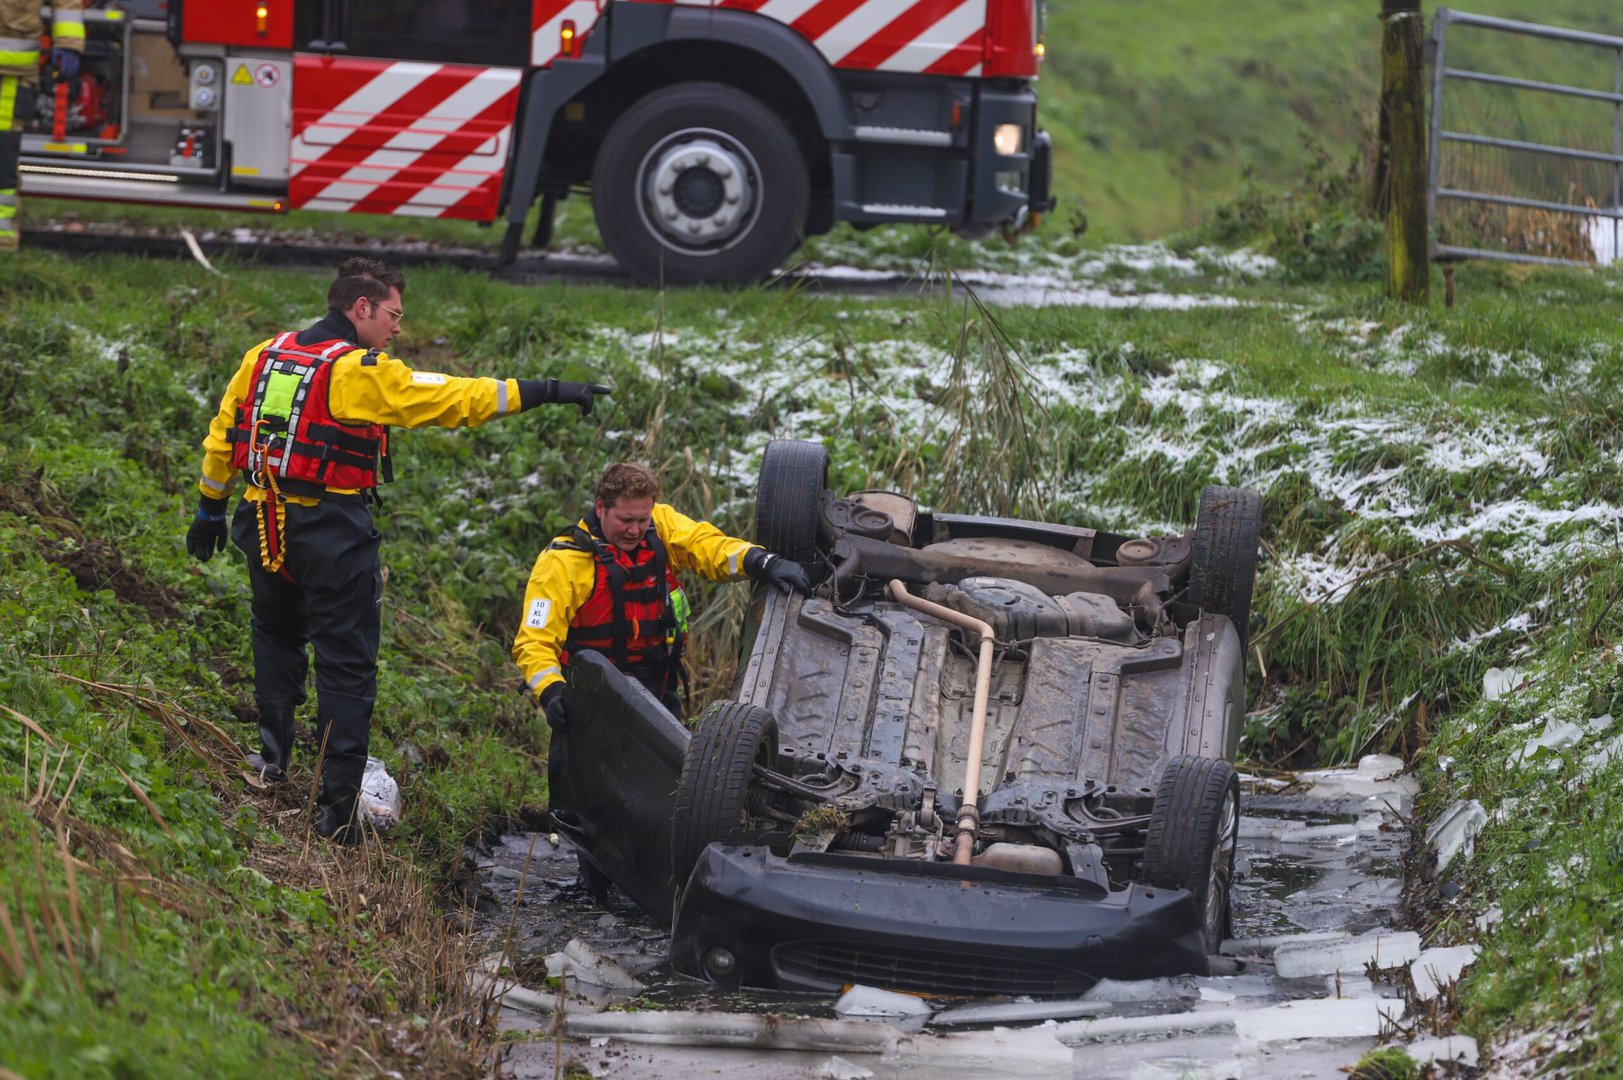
[1382,0,1429,302]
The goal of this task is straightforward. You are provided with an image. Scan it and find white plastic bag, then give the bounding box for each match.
[358,756,401,829]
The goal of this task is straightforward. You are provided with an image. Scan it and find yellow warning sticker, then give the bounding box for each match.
[231,64,252,85]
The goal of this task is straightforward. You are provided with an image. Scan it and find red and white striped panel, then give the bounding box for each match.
[530,1,608,68]
[290,58,522,221]
[718,0,986,76]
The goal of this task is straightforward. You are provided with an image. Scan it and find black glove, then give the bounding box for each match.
[186,497,229,562]
[751,551,811,596]
[51,48,79,79]
[540,683,568,731]
[518,378,612,417]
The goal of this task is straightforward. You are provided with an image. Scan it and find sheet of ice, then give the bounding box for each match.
[1515,718,1586,763]
[815,1056,874,1080]
[1272,931,1421,977]
[1295,765,1419,803]
[1357,754,1405,776]
[1054,1010,1237,1044]
[1231,996,1401,1041]
[835,984,934,1021]
[546,938,646,992]
[1192,973,1280,998]
[1125,1058,1242,1080]
[566,1011,901,1052]
[930,997,1109,1027]
[1411,945,1481,1001]
[1405,1034,1482,1067]
[1220,930,1350,958]
[1424,800,1488,878]
[1082,977,1198,1003]
[1584,732,1623,776]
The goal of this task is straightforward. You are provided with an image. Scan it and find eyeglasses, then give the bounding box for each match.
[371,300,404,325]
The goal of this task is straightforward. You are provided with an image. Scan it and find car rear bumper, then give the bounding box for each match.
[670,845,1208,996]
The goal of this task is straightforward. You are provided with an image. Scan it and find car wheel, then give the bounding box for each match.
[756,439,828,564]
[1189,486,1263,649]
[592,82,808,286]
[1140,755,1241,956]
[671,700,780,887]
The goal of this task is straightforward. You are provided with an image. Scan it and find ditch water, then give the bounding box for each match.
[478,758,1477,1079]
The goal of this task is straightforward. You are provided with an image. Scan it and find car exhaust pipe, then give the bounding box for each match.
[885,579,994,866]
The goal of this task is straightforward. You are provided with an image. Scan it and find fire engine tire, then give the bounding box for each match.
[593,82,808,286]
[671,700,780,888]
[1189,486,1263,650]
[756,438,828,564]
[1140,755,1241,958]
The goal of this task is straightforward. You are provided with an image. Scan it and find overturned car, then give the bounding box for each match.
[548,439,1262,997]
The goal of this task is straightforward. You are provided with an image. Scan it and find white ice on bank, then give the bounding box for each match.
[1410,944,1481,1002]
[1272,931,1421,978]
[1515,718,1587,765]
[1486,665,1525,698]
[1405,1034,1482,1067]
[1425,800,1488,878]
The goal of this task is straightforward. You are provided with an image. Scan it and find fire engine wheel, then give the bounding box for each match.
[594,82,808,286]
[670,701,780,887]
[1140,756,1241,957]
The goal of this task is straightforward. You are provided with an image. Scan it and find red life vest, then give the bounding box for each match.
[227,333,388,497]
[554,519,687,673]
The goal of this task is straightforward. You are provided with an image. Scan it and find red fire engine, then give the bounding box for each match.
[19,1,1052,284]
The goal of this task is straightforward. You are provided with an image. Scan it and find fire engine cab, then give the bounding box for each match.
[18,1,1053,284]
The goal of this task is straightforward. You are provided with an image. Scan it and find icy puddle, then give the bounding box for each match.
[479,757,1479,1078]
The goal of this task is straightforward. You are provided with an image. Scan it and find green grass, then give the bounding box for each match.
[5,169,1623,1073]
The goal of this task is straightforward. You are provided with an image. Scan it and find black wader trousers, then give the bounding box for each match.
[231,494,381,832]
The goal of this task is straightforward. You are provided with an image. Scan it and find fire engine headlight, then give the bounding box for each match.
[994,123,1023,157]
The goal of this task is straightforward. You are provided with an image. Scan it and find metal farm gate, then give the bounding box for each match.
[1429,8,1623,266]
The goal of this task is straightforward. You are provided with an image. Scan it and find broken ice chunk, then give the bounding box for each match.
[1410,944,1480,1001]
[834,984,933,1022]
[1272,931,1421,977]
[1483,667,1523,701]
[1425,800,1487,878]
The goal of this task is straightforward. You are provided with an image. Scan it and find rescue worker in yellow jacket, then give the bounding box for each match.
[513,462,810,728]
[1,0,83,251]
[188,256,609,842]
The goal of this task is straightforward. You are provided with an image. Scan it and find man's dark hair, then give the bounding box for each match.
[327,257,406,312]
[596,463,661,508]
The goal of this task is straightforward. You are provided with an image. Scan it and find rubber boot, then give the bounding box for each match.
[314,755,366,845]
[247,699,295,783]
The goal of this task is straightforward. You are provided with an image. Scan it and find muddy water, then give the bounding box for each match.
[479,762,1460,1079]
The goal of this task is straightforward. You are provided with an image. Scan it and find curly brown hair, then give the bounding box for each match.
[595,463,661,507]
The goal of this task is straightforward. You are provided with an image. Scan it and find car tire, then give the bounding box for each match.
[1189,486,1263,649]
[1140,755,1241,957]
[592,82,808,286]
[671,700,780,887]
[756,439,828,564]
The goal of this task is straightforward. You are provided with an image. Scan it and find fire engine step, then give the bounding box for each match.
[18,170,286,214]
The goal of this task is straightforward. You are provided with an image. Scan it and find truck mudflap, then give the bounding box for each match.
[670,845,1209,997]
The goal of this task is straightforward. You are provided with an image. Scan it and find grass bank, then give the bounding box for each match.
[1,240,1621,1073]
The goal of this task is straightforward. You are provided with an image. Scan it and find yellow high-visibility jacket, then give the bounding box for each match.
[513,504,758,700]
[198,335,532,507]
[1,0,84,82]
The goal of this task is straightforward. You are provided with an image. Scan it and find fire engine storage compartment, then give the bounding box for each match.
[553,442,1261,997]
[19,4,292,205]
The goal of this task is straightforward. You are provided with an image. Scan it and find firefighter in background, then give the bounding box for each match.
[186,256,610,843]
[0,0,81,252]
[513,461,810,733]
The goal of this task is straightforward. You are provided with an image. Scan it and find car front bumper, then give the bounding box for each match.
[670,845,1208,996]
